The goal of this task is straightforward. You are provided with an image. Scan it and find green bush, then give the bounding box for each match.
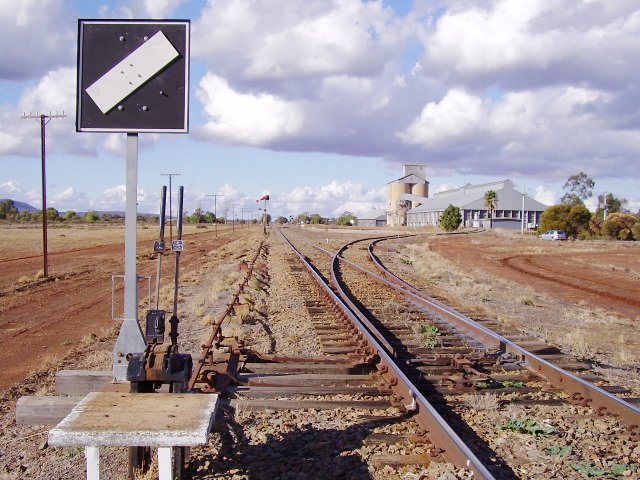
[84,210,99,223]
[439,204,462,232]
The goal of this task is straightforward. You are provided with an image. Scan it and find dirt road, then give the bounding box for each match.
[1,228,638,394]
[0,227,248,392]
[429,233,640,319]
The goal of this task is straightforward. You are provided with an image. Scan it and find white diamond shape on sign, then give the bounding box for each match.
[86,31,179,114]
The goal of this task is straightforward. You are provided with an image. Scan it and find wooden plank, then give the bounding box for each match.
[363,433,420,446]
[228,385,390,398]
[16,395,83,426]
[243,362,357,374]
[239,373,376,386]
[56,370,113,395]
[371,453,431,468]
[231,398,391,411]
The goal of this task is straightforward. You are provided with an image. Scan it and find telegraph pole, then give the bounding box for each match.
[229,203,237,232]
[21,111,67,278]
[161,173,181,242]
[205,194,224,236]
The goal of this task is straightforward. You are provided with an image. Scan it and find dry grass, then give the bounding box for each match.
[0,224,209,261]
[403,240,640,375]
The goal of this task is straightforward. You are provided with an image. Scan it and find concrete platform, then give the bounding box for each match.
[49,392,218,447]
[49,392,218,479]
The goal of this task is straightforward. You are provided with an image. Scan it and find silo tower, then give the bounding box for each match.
[386,164,429,226]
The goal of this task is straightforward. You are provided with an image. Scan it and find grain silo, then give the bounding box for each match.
[386,165,429,226]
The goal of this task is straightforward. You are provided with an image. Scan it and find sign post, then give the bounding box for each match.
[77,19,190,381]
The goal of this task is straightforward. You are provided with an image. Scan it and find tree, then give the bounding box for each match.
[602,212,637,240]
[43,207,59,221]
[439,204,462,232]
[64,210,78,221]
[566,204,591,238]
[203,211,215,223]
[561,172,594,206]
[539,204,571,233]
[188,208,204,224]
[597,193,627,216]
[0,199,18,219]
[484,190,498,228]
[309,214,324,224]
[294,213,310,224]
[336,211,356,226]
[84,210,99,222]
[275,216,288,224]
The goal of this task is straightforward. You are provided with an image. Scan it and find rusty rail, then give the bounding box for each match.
[366,237,640,440]
[276,227,497,480]
[188,239,265,390]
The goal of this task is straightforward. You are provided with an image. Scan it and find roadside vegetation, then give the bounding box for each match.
[539,172,640,240]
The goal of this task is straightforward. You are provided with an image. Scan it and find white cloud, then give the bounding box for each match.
[534,184,557,206]
[276,181,385,217]
[142,0,185,18]
[0,0,75,81]
[397,89,485,147]
[196,74,304,145]
[0,67,95,157]
[193,0,401,81]
[0,181,22,196]
[421,0,640,90]
[49,187,89,210]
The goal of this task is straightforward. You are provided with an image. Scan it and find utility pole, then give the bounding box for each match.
[229,203,237,232]
[21,111,67,278]
[205,194,224,236]
[241,207,248,228]
[161,173,181,242]
[521,185,526,235]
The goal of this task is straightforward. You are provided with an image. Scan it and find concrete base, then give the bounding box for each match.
[49,392,218,479]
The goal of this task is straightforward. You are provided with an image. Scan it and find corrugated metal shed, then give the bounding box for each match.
[407,180,548,229]
[357,208,387,227]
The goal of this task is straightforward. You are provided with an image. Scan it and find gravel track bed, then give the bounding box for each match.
[3,227,635,479]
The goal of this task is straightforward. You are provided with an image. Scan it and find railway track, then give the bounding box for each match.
[14,227,638,479]
[224,226,637,479]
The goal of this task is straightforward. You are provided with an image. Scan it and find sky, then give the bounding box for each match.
[1,0,639,221]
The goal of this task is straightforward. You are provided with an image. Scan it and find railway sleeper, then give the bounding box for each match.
[223,385,393,398]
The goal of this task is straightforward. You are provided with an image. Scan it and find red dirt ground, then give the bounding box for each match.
[0,228,244,393]
[429,233,640,319]
[1,229,638,394]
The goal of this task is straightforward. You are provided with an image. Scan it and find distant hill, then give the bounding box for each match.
[1,199,155,218]
[0,199,38,213]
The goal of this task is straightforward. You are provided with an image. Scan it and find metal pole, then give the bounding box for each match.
[155,186,167,309]
[161,173,181,243]
[22,112,67,277]
[40,115,48,278]
[113,133,146,381]
[206,194,224,236]
[230,204,237,232]
[521,186,525,235]
[169,176,173,242]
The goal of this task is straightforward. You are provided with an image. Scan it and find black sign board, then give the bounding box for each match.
[77,19,190,133]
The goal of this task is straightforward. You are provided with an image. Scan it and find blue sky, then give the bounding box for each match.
[1,0,639,220]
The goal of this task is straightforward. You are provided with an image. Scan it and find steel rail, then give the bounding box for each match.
[188,239,265,390]
[365,237,640,440]
[276,227,497,479]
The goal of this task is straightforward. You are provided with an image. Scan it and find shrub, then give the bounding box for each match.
[84,210,99,222]
[439,204,462,232]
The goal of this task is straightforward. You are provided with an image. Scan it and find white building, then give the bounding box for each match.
[406,179,547,230]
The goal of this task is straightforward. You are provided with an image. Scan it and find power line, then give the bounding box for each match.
[21,111,67,278]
